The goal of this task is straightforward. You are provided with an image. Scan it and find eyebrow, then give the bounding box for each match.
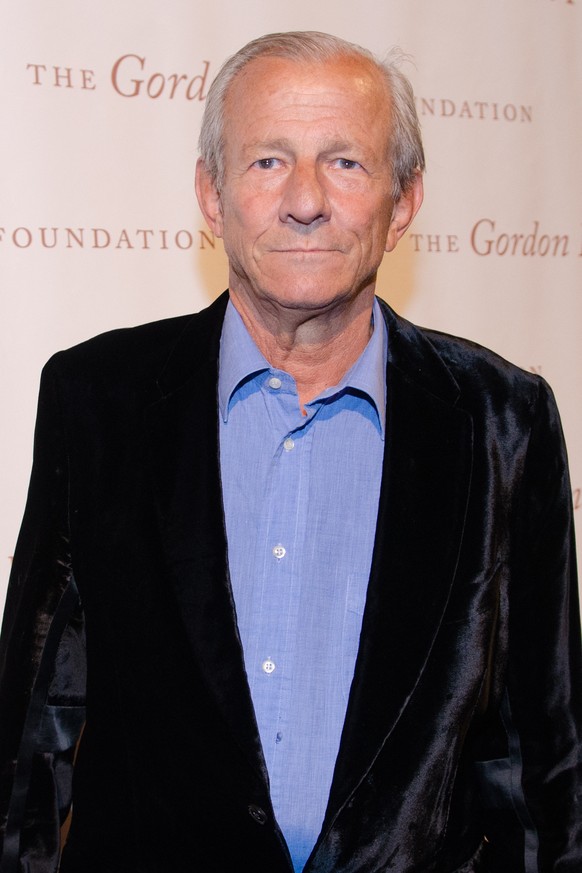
[244,138,369,157]
[243,139,293,154]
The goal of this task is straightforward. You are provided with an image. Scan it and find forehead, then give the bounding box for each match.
[222,54,392,145]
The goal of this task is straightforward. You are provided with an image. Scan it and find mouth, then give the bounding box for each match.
[272,248,340,254]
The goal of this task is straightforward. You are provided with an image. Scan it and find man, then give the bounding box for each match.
[0,30,580,873]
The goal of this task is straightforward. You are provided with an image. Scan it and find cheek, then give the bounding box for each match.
[222,193,275,242]
[347,214,391,256]
[334,191,391,242]
[365,206,393,252]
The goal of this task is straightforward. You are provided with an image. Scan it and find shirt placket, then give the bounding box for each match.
[250,374,314,804]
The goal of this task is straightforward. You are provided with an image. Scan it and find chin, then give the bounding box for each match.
[266,287,351,312]
[258,271,354,309]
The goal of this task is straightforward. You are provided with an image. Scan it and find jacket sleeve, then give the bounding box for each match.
[490,377,582,872]
[0,359,86,873]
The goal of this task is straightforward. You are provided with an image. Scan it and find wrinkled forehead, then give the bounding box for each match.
[226,52,391,114]
[222,54,393,150]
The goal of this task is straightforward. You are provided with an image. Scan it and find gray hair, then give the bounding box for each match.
[198,31,425,202]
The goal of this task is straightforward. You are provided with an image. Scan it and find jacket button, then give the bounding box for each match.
[248,804,267,825]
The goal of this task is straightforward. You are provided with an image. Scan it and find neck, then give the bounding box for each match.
[229,286,376,408]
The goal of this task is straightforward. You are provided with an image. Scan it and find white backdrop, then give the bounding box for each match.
[1,0,581,610]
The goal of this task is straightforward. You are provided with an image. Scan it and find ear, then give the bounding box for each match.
[384,172,424,253]
[195,158,224,238]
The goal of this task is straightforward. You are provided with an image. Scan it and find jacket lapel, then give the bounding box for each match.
[324,302,474,825]
[144,293,474,823]
[145,292,268,785]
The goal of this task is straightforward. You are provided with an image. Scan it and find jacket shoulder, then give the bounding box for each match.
[423,325,540,391]
[48,313,193,375]
[380,299,544,411]
[41,292,228,396]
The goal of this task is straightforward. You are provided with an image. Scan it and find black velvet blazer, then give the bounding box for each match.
[0,293,580,873]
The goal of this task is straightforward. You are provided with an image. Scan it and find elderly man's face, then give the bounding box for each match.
[197,54,420,317]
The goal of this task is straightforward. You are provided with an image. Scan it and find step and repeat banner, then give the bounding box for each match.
[1,0,581,608]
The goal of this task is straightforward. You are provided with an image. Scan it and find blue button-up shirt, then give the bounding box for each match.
[219,298,387,872]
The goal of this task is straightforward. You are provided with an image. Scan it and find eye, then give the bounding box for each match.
[336,159,361,170]
[254,158,280,170]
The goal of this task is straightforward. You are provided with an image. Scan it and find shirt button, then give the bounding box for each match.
[248,804,268,825]
[268,376,282,390]
[262,658,276,674]
[272,544,286,559]
[283,437,295,452]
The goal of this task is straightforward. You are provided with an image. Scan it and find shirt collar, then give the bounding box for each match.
[218,297,387,436]
[218,302,270,422]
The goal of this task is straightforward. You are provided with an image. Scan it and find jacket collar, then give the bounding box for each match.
[155,290,228,399]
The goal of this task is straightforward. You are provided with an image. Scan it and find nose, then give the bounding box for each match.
[278,162,330,227]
